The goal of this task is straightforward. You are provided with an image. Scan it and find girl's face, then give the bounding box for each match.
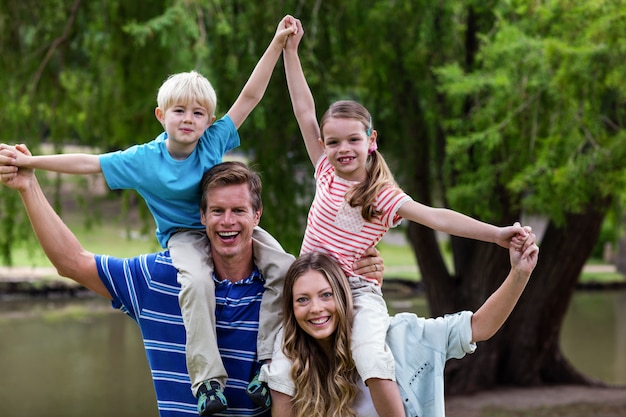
[320,117,376,182]
[292,270,339,345]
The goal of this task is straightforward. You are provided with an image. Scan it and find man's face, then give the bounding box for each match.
[200,183,260,263]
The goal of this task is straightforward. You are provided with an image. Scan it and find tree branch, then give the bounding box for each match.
[29,0,82,98]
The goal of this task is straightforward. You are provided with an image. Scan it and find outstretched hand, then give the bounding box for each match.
[509,227,539,275]
[0,143,34,191]
[274,15,299,48]
[496,221,529,250]
[284,16,304,52]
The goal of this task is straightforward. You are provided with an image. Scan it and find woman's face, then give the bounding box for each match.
[292,270,339,343]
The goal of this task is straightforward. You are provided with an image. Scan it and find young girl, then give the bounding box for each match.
[278,18,528,417]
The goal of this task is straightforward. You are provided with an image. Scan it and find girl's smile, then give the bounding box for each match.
[321,117,376,182]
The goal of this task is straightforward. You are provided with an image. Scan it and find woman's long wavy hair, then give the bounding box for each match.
[320,100,399,222]
[281,252,360,417]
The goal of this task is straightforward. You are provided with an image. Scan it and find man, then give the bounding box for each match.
[0,144,383,417]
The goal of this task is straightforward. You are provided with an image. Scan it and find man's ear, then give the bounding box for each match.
[254,209,262,226]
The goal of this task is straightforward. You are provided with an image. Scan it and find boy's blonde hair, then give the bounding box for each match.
[156,71,217,116]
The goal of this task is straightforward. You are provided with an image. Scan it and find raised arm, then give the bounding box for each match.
[283,18,323,166]
[226,15,298,129]
[470,226,538,342]
[0,143,101,174]
[397,200,528,249]
[0,144,111,299]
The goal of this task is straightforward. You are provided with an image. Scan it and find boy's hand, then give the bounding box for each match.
[274,15,298,48]
[0,142,31,168]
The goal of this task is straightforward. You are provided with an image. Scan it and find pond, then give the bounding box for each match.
[0,289,624,417]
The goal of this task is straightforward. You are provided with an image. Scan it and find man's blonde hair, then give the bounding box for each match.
[156,71,217,116]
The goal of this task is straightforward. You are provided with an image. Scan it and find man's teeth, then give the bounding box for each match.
[219,231,238,237]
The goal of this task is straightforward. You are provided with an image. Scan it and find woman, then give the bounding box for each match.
[265,228,539,417]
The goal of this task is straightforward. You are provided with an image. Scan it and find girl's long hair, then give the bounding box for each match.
[281,252,359,417]
[320,100,399,221]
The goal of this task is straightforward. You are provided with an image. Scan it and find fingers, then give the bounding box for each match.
[0,151,18,169]
[15,143,32,156]
[520,233,538,263]
[362,245,381,258]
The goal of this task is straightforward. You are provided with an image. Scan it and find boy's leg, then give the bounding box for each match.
[350,278,404,417]
[251,226,295,360]
[258,328,297,397]
[169,230,227,415]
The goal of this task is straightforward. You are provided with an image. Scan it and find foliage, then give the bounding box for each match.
[2,0,626,390]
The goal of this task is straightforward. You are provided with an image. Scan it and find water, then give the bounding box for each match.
[0,298,157,417]
[0,290,624,417]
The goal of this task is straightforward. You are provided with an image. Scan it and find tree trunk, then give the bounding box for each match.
[408,202,610,394]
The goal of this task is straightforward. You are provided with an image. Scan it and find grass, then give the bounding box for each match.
[5,202,624,286]
[7,208,160,270]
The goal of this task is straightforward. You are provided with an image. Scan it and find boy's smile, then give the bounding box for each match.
[155,100,213,160]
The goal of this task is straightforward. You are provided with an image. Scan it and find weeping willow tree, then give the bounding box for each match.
[2,0,626,394]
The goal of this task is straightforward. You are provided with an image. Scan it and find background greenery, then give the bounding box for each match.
[1,0,625,393]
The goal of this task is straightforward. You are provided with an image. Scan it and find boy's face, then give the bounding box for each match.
[155,100,215,159]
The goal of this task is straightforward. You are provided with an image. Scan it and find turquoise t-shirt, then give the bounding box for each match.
[100,115,240,247]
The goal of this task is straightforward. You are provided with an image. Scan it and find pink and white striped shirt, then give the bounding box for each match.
[301,155,411,284]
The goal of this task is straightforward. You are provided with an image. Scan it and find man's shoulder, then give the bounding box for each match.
[95,251,176,277]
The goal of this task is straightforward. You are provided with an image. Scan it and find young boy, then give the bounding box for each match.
[5,15,298,416]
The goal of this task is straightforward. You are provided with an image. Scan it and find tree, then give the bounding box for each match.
[340,0,626,393]
[2,0,625,395]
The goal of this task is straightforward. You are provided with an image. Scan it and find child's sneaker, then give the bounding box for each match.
[197,380,227,416]
[246,370,271,409]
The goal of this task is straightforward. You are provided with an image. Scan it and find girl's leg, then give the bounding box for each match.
[349,278,404,417]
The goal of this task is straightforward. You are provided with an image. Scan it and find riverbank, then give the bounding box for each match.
[446,384,626,417]
[1,263,625,298]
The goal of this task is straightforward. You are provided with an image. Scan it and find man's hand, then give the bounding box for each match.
[0,143,34,191]
[354,245,384,285]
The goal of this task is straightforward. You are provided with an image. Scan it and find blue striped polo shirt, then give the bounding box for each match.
[96,251,270,417]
